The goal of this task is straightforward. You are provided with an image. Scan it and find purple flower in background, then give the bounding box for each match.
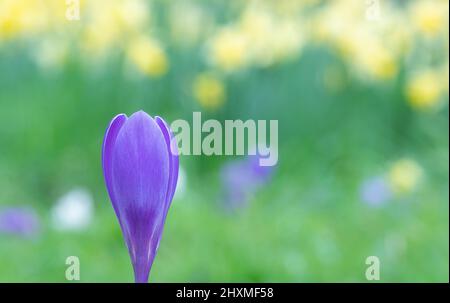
[0,207,41,238]
[221,155,275,211]
[360,176,391,207]
[102,111,179,283]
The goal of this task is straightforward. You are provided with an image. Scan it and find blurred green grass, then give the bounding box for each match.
[0,46,448,282]
[0,0,449,282]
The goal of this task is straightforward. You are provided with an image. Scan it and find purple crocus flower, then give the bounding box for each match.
[102,111,179,283]
[221,155,275,211]
[0,207,41,238]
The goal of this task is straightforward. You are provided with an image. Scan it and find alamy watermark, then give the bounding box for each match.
[65,256,80,281]
[66,0,80,21]
[365,256,380,281]
[365,0,381,21]
[170,112,278,166]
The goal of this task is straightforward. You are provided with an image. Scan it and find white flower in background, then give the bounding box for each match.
[51,188,93,231]
[33,38,68,70]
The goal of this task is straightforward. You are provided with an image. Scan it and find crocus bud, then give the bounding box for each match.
[102,111,179,283]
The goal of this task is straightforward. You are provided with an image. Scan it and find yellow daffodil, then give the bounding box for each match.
[358,43,398,80]
[113,0,150,34]
[410,0,448,37]
[0,0,49,39]
[388,159,423,195]
[193,73,226,110]
[126,36,169,77]
[239,8,274,65]
[208,27,249,72]
[406,70,444,110]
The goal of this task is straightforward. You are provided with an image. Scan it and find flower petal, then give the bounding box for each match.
[155,116,179,209]
[110,111,170,282]
[102,113,127,226]
[154,116,179,251]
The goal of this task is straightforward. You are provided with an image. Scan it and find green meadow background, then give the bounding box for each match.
[0,0,448,282]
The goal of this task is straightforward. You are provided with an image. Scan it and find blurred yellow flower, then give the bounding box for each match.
[0,0,447,91]
[0,0,49,39]
[310,1,401,81]
[0,8,20,39]
[388,159,423,195]
[113,0,150,33]
[81,0,150,58]
[126,36,169,77]
[82,20,121,57]
[209,5,304,71]
[375,8,415,57]
[310,0,361,44]
[208,27,249,72]
[169,2,211,47]
[359,43,398,80]
[410,0,448,37]
[270,19,304,63]
[193,73,225,110]
[337,30,398,80]
[239,8,274,66]
[406,70,444,110]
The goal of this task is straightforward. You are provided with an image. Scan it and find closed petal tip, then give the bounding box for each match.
[129,110,155,124]
[102,113,128,178]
